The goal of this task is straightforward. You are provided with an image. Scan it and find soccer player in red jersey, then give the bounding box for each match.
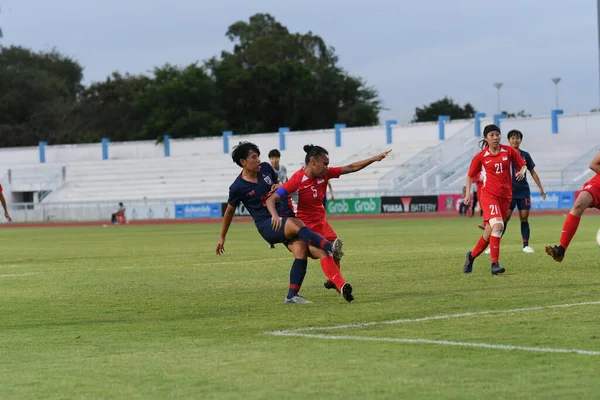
[462,124,527,275]
[545,150,600,262]
[266,144,391,302]
[0,184,12,221]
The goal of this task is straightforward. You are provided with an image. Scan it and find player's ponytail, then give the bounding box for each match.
[304,144,329,164]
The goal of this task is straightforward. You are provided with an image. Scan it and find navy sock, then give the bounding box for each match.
[521,221,530,247]
[297,226,332,252]
[287,259,308,299]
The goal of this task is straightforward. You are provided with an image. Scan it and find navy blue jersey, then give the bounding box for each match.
[227,162,294,223]
[511,149,535,199]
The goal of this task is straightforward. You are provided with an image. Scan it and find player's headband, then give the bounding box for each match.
[483,124,501,136]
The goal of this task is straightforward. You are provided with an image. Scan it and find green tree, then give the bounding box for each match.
[134,64,227,140]
[412,97,476,123]
[0,45,84,146]
[207,13,380,133]
[68,72,151,143]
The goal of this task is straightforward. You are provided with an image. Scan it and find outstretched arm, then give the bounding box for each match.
[0,192,11,221]
[266,192,282,221]
[463,176,473,205]
[216,205,235,255]
[340,150,391,175]
[529,169,546,200]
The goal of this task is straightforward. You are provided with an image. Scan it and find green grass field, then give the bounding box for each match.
[1,215,600,399]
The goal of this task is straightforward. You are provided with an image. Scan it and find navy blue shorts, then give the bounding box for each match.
[510,197,531,211]
[255,217,291,246]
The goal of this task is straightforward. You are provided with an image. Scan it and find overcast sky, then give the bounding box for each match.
[1,0,599,124]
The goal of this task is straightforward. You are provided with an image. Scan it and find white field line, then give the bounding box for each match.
[0,272,39,277]
[272,333,600,356]
[265,300,600,335]
[263,301,600,355]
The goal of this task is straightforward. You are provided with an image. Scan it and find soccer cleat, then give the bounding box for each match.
[332,238,344,259]
[463,251,474,273]
[269,243,276,249]
[341,283,354,302]
[484,248,491,255]
[522,246,534,253]
[491,262,506,275]
[545,245,565,262]
[284,295,313,304]
[478,223,486,230]
[324,280,340,293]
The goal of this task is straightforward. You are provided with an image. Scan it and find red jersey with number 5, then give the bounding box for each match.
[468,144,526,200]
[281,166,342,225]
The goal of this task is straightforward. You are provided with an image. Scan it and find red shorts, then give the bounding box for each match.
[306,219,338,242]
[479,194,510,223]
[581,179,600,209]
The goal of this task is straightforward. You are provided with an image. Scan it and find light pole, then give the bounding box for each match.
[493,82,503,113]
[552,77,561,109]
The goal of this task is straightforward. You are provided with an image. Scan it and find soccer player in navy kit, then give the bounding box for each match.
[504,130,546,253]
[216,142,344,304]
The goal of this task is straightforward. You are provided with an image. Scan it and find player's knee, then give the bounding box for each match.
[489,218,504,237]
[288,217,305,230]
[573,192,593,215]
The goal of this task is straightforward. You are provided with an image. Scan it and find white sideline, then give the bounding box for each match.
[0,273,39,277]
[265,300,600,335]
[263,300,600,355]
[271,333,600,356]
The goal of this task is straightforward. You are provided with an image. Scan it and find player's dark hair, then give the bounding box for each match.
[478,124,501,149]
[304,144,328,164]
[268,149,281,158]
[507,129,523,140]
[231,141,260,167]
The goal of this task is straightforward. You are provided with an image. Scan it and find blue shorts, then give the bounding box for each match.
[255,217,291,246]
[510,197,531,211]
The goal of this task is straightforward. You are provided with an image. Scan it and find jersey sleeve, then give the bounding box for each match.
[0,184,3,192]
[511,147,527,169]
[327,167,343,180]
[227,185,241,208]
[276,170,302,198]
[524,152,535,171]
[467,153,483,178]
[261,162,278,183]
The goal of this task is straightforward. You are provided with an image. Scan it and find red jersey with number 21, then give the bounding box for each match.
[282,166,342,225]
[468,144,526,200]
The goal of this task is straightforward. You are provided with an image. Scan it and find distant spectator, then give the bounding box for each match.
[268,149,288,183]
[268,149,287,249]
[459,186,469,216]
[0,184,12,221]
[111,202,126,224]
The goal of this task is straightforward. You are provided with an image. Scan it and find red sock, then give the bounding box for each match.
[489,235,500,263]
[471,236,489,258]
[560,213,581,250]
[320,256,345,290]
